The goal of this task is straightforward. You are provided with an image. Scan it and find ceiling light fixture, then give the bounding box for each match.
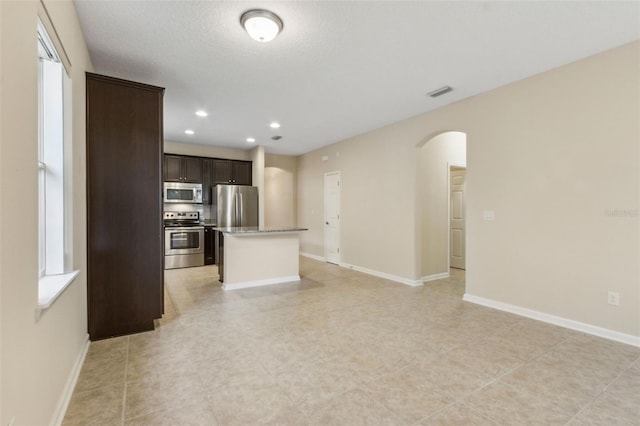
[269,122,280,129]
[246,137,256,143]
[427,86,454,98]
[240,9,283,43]
[184,129,195,135]
[195,110,208,117]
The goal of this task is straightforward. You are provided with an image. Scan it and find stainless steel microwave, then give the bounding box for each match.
[163,182,203,204]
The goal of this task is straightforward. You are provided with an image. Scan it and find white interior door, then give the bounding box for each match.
[450,168,466,269]
[324,172,341,264]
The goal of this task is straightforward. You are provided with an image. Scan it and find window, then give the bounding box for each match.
[37,19,78,312]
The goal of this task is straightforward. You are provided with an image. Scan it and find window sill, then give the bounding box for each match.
[37,270,80,313]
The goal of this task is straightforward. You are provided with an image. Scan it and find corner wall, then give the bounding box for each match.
[296,41,639,339]
[0,1,94,424]
[265,154,297,228]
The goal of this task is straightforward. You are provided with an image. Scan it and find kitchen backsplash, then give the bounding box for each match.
[163,203,211,222]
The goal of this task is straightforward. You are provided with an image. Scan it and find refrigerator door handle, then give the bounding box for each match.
[238,193,243,224]
[234,193,240,225]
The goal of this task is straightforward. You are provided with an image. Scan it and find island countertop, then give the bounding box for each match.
[212,226,308,235]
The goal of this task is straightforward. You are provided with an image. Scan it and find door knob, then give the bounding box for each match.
[325,221,329,225]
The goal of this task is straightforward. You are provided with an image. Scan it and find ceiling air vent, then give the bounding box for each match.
[272,135,282,140]
[427,86,454,98]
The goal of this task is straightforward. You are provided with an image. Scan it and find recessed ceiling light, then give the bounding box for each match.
[184,129,195,135]
[195,110,208,117]
[240,9,283,43]
[270,122,281,129]
[246,137,256,143]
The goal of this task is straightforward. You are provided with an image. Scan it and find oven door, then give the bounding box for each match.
[164,226,204,255]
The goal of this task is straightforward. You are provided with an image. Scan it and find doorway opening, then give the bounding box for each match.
[417,131,467,282]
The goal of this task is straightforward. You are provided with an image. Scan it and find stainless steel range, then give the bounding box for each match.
[164,211,204,269]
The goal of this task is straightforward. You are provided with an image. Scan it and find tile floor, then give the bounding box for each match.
[63,258,640,425]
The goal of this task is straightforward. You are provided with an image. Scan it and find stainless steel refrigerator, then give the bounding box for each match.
[214,184,259,227]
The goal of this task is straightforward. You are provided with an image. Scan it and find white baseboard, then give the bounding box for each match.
[421,272,450,282]
[339,262,423,287]
[463,294,640,348]
[299,252,326,262]
[52,335,90,426]
[222,275,301,291]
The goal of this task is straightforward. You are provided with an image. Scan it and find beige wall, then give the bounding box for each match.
[164,140,251,160]
[265,154,297,228]
[297,128,418,279]
[418,131,466,278]
[297,41,639,338]
[1,1,93,424]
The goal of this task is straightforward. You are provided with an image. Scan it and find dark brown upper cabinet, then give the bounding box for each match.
[232,161,253,185]
[164,154,202,183]
[213,159,252,185]
[86,72,164,341]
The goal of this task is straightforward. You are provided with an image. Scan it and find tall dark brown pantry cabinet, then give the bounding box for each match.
[86,73,164,340]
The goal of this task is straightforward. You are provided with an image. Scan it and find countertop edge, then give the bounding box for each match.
[213,227,308,235]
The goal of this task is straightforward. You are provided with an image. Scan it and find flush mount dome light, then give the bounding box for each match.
[240,9,283,43]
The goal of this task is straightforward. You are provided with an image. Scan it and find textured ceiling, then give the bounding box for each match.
[74,1,640,156]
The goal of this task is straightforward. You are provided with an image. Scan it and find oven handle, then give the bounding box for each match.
[166,226,205,232]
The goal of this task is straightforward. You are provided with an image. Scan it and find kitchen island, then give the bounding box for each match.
[214,227,308,290]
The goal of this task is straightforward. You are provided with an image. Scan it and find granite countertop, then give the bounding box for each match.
[213,226,308,235]
[202,221,217,227]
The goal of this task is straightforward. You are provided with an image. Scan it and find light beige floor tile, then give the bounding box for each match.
[274,358,359,415]
[75,354,127,393]
[444,342,525,380]
[124,400,217,426]
[363,367,453,424]
[569,390,640,425]
[207,379,305,425]
[475,320,572,361]
[196,351,272,391]
[410,356,491,399]
[126,347,197,383]
[63,382,124,426]
[63,261,638,425]
[307,388,400,425]
[605,366,640,401]
[125,371,208,420]
[500,356,605,414]
[463,381,573,425]
[84,335,129,362]
[420,403,498,426]
[554,335,640,370]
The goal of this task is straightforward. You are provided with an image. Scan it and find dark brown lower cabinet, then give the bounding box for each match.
[204,226,215,265]
[86,72,165,340]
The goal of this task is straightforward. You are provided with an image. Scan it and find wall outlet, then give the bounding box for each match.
[608,291,620,306]
[483,210,495,221]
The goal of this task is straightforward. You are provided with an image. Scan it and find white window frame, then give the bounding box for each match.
[37,18,78,316]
